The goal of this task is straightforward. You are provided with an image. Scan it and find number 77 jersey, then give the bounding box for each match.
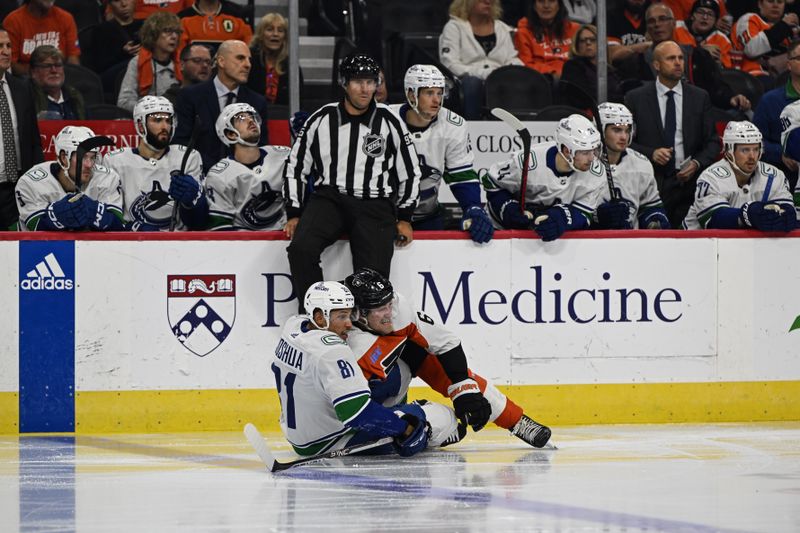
[271,315,372,456]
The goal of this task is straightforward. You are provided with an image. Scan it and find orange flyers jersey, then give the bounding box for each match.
[514,18,580,76]
[732,13,779,75]
[674,22,733,69]
[3,6,80,64]
[180,11,253,48]
[134,0,192,20]
[347,292,460,381]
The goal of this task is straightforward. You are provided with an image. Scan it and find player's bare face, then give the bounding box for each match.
[572,148,597,171]
[146,114,173,149]
[233,112,261,143]
[416,87,443,121]
[732,143,761,174]
[326,309,354,340]
[0,32,12,72]
[68,152,97,182]
[345,78,377,111]
[261,22,286,53]
[364,302,394,335]
[605,124,631,153]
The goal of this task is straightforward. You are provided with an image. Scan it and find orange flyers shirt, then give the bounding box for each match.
[3,6,80,64]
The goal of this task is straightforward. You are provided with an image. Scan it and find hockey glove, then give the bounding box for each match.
[47,194,91,230]
[125,220,161,232]
[81,196,123,230]
[461,206,494,243]
[368,364,403,405]
[595,201,631,229]
[290,110,310,139]
[534,205,571,241]
[741,202,791,232]
[168,172,202,207]
[639,207,671,229]
[393,403,431,457]
[448,379,492,432]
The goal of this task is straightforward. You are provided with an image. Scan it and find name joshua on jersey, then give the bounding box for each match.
[275,338,303,370]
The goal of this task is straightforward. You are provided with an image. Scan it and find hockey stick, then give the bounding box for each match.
[244,423,394,473]
[169,115,201,232]
[490,108,532,215]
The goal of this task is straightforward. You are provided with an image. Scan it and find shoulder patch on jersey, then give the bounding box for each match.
[446,110,463,126]
[708,165,732,179]
[210,160,230,174]
[759,161,779,176]
[106,148,125,157]
[589,159,604,176]
[518,151,537,170]
[94,163,110,173]
[630,150,649,161]
[25,167,50,181]
[321,334,345,346]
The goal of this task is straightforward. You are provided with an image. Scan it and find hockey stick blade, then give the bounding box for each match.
[244,423,394,473]
[491,108,532,214]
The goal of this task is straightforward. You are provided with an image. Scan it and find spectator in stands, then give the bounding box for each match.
[607,0,651,67]
[93,0,143,92]
[562,0,595,24]
[674,0,734,69]
[753,39,800,178]
[174,39,269,172]
[662,0,729,27]
[248,12,303,106]
[133,0,191,20]
[560,24,624,104]
[732,0,799,83]
[117,11,182,112]
[0,28,43,231]
[29,45,85,120]
[624,40,721,227]
[163,43,212,104]
[616,3,751,114]
[3,0,80,76]
[178,0,251,54]
[440,0,523,120]
[515,0,580,80]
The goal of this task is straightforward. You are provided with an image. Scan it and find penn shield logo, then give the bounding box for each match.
[167,274,236,357]
[21,252,74,291]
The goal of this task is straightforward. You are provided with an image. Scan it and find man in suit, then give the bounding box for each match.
[174,39,269,172]
[625,40,720,227]
[0,28,44,230]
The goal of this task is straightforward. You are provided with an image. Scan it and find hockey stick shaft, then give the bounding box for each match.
[74,135,116,192]
[169,115,201,232]
[244,423,394,473]
[490,108,532,214]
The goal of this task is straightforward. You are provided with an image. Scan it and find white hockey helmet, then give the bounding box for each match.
[53,125,96,171]
[555,114,601,170]
[722,121,762,154]
[216,103,262,147]
[598,102,634,146]
[304,281,355,329]
[404,64,448,114]
[133,95,176,144]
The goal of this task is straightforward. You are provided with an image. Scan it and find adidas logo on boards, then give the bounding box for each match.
[21,252,73,291]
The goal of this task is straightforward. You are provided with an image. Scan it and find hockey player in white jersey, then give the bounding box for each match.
[273,281,462,458]
[104,96,205,231]
[683,121,795,231]
[204,103,288,230]
[594,102,670,230]
[389,64,493,243]
[15,126,125,232]
[344,267,552,449]
[779,99,800,212]
[484,114,607,241]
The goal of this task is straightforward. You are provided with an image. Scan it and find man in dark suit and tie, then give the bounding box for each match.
[0,28,44,230]
[625,40,720,227]
[174,39,268,172]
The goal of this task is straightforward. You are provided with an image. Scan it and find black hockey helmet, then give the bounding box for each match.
[344,267,393,310]
[338,54,380,87]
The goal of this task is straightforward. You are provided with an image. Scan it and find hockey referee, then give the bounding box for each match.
[283,54,421,311]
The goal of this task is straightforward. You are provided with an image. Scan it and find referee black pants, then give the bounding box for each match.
[287,186,398,312]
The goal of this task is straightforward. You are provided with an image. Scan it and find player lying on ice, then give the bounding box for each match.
[343,267,552,448]
[271,281,466,458]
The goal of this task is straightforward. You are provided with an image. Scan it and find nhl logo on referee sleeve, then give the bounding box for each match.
[167,274,236,357]
[362,133,386,158]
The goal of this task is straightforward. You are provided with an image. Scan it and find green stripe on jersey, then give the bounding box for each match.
[291,432,352,456]
[444,169,478,184]
[334,393,370,424]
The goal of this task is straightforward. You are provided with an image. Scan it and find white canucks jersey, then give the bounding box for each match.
[272,315,372,455]
[204,146,289,230]
[15,161,123,231]
[683,159,793,229]
[389,104,477,220]
[484,142,607,228]
[780,100,800,187]
[104,145,203,231]
[597,149,663,228]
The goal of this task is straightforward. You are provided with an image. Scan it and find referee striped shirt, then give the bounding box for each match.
[283,100,421,221]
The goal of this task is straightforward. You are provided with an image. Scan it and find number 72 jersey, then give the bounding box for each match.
[271,315,372,455]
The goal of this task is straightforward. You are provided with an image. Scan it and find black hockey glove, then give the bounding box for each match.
[448,379,492,432]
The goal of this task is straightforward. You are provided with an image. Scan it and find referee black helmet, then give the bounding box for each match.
[338,54,381,87]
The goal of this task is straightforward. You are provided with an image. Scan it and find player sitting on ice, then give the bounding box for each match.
[343,267,552,448]
[272,281,462,458]
[15,126,125,232]
[104,95,205,231]
[389,64,493,243]
[483,114,607,241]
[203,103,289,230]
[683,121,796,231]
[593,103,670,230]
